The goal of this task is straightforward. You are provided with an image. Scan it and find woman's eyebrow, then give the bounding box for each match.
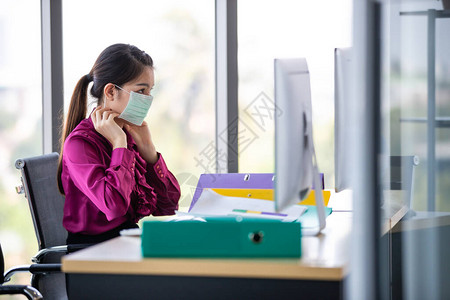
[136,82,155,88]
[135,83,150,87]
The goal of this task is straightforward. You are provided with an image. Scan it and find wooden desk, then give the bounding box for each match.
[63,212,352,300]
[62,188,411,300]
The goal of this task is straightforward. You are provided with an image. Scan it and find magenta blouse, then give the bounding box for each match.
[61,117,181,235]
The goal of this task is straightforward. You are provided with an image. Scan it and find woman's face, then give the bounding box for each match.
[104,66,155,114]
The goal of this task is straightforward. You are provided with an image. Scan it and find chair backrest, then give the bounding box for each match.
[388,155,419,209]
[15,153,67,249]
[0,243,4,284]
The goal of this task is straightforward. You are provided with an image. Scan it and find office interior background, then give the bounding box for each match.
[0,0,449,299]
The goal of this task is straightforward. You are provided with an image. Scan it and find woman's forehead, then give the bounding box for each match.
[128,67,154,87]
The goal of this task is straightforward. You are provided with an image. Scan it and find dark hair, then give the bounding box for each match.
[57,43,153,194]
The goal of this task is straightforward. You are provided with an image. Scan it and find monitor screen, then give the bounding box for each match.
[274,58,313,212]
[274,58,326,235]
[334,47,352,192]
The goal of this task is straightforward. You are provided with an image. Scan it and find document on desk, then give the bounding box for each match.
[188,188,306,222]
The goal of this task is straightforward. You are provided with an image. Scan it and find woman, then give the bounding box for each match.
[57,43,181,245]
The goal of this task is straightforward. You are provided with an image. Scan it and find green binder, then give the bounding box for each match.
[141,216,301,258]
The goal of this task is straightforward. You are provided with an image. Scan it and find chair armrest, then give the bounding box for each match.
[4,263,61,283]
[29,263,61,274]
[67,243,93,253]
[0,285,43,299]
[32,246,67,263]
[3,265,31,282]
[32,243,93,263]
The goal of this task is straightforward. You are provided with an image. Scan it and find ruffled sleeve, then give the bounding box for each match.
[144,153,181,216]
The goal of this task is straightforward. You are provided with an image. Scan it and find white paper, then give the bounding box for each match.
[188,189,306,222]
[166,214,207,222]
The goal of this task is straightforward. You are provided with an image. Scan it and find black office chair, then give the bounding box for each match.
[1,241,61,300]
[15,153,69,299]
[15,153,67,257]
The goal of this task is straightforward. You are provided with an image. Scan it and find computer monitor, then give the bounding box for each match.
[274,57,326,236]
[334,47,352,192]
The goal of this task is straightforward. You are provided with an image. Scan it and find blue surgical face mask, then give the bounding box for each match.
[115,85,153,126]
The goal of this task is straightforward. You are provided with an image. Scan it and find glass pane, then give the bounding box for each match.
[237,0,352,189]
[0,0,42,283]
[63,0,214,210]
[378,0,450,299]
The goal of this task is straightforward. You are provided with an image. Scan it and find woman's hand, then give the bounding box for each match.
[124,121,158,163]
[91,107,127,149]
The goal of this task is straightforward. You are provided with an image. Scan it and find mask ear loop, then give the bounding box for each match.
[114,84,130,95]
[111,84,132,110]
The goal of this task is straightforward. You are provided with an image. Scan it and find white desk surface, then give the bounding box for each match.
[327,189,353,211]
[329,189,410,235]
[392,210,450,232]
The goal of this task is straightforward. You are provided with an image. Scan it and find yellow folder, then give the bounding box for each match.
[211,188,331,206]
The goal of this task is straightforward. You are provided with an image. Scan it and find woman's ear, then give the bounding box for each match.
[104,83,116,101]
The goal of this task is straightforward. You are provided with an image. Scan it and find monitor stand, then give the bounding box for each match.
[302,157,327,236]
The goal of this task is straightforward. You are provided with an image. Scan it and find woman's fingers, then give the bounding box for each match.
[106,112,120,121]
[93,107,105,122]
[90,107,126,148]
[91,107,101,124]
[92,107,116,122]
[91,107,117,130]
[102,110,114,120]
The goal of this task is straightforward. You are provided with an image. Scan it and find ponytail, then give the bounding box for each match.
[57,74,92,194]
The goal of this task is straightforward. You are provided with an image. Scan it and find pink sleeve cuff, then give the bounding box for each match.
[147,153,169,179]
[111,148,135,170]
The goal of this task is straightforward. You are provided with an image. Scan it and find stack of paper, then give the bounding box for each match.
[184,189,306,222]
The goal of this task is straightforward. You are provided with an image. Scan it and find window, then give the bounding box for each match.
[350,1,450,298]
[0,0,42,280]
[378,1,450,298]
[63,0,215,210]
[237,0,352,189]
